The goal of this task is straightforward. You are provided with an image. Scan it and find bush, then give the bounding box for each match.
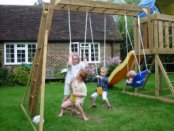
[13,66,31,85]
[105,56,122,76]
[86,66,96,82]
[53,71,65,77]
[0,67,14,87]
[86,56,121,82]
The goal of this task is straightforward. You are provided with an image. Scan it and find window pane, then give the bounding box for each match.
[11,58,14,62]
[28,44,36,62]
[17,44,25,47]
[91,52,95,61]
[6,59,10,62]
[80,43,90,47]
[5,44,14,63]
[71,43,78,53]
[17,50,25,62]
[91,44,99,62]
[6,58,14,62]
[6,49,10,53]
[80,49,89,61]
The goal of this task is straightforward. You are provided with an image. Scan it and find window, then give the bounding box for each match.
[4,43,36,65]
[70,42,100,63]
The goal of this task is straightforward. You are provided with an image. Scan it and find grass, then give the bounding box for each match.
[1,80,174,131]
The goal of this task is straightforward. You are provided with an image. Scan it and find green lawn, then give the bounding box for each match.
[0,80,174,131]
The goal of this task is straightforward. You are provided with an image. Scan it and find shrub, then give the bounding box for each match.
[13,66,31,85]
[53,71,65,77]
[86,66,96,82]
[0,67,14,87]
[86,56,121,81]
[105,56,122,76]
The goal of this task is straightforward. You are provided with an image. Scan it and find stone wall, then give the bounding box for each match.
[46,42,69,70]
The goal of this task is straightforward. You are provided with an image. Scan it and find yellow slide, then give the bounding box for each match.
[108,50,136,87]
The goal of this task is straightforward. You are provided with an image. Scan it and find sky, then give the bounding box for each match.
[0,0,50,5]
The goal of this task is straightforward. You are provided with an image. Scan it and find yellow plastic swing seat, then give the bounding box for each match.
[97,87,103,96]
[71,94,76,103]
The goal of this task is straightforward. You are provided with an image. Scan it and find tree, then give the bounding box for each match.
[34,0,44,6]
[116,0,141,60]
[95,0,141,60]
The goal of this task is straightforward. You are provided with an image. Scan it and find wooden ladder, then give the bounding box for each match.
[28,5,48,117]
[27,1,55,117]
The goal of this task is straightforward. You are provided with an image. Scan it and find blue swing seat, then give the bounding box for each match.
[129,69,150,88]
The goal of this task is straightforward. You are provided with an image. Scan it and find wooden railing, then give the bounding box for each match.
[135,14,174,54]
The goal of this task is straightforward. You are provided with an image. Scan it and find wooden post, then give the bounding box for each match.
[39,30,48,131]
[154,18,160,96]
[154,20,158,48]
[157,56,174,97]
[158,21,163,48]
[155,54,159,96]
[172,23,174,48]
[148,14,153,49]
[142,22,148,49]
[164,22,169,48]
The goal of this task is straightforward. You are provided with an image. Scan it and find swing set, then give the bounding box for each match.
[21,0,174,130]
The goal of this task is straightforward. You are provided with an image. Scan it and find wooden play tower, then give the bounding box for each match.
[21,0,174,130]
[123,13,174,103]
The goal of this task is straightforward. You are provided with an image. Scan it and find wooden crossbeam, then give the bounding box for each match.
[123,91,174,104]
[55,0,148,16]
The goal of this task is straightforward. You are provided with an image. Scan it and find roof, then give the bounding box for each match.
[0,5,123,42]
[156,0,174,15]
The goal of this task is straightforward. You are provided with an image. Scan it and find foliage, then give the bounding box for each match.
[13,65,31,85]
[0,67,14,87]
[0,51,2,67]
[34,0,44,6]
[116,0,141,60]
[53,71,65,77]
[105,56,122,76]
[87,56,121,81]
[86,65,96,82]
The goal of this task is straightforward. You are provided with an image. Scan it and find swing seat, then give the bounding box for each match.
[97,87,103,96]
[71,94,76,103]
[130,69,150,88]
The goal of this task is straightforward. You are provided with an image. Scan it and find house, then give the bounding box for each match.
[0,5,123,70]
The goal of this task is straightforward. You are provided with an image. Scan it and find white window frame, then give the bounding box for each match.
[4,42,36,65]
[70,42,100,63]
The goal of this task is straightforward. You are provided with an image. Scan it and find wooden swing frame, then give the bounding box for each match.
[21,0,174,131]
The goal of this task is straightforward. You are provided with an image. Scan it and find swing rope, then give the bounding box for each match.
[124,14,149,88]
[104,14,106,67]
[83,8,89,58]
[125,14,130,72]
[89,13,103,94]
[137,15,148,70]
[89,13,98,76]
[124,14,141,73]
[68,6,72,54]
